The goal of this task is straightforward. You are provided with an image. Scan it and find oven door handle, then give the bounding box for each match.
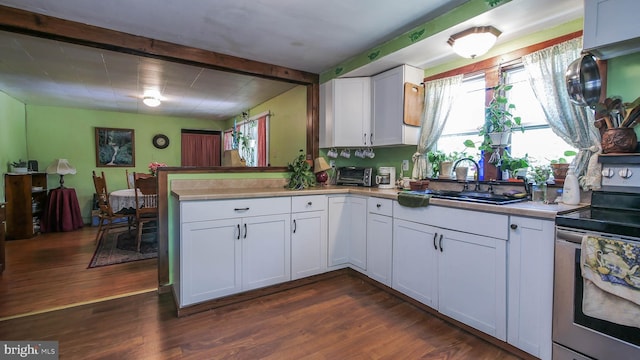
[556,228,586,245]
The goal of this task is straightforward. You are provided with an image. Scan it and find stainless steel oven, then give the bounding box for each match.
[553,227,640,360]
[553,155,640,359]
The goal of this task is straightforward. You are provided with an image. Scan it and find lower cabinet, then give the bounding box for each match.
[507,216,554,360]
[327,195,367,272]
[291,195,327,280]
[366,198,393,286]
[393,216,507,341]
[177,198,291,307]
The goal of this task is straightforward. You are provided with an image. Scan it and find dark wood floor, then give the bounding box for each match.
[0,227,522,359]
[0,227,157,319]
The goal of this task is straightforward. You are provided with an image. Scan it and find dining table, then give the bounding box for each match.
[109,188,142,214]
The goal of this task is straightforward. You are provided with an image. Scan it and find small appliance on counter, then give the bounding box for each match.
[336,167,374,187]
[376,167,396,189]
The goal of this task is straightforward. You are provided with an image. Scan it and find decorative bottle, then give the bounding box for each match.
[562,167,580,205]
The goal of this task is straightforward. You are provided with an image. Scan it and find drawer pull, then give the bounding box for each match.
[376,203,381,208]
[234,207,250,211]
[307,201,312,206]
[510,224,518,230]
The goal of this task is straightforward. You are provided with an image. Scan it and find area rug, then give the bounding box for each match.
[88,227,158,268]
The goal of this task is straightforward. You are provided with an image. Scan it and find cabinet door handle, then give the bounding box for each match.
[234,207,250,211]
[236,224,240,240]
[363,133,367,145]
[243,223,247,238]
[433,233,438,250]
[370,133,374,145]
[293,219,297,233]
[510,224,518,230]
[439,234,444,252]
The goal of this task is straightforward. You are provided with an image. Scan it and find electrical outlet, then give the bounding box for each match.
[402,160,409,171]
[329,160,335,168]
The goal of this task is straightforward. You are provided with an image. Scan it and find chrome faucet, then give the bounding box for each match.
[453,158,481,191]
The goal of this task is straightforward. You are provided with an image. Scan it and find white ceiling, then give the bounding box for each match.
[0,0,583,121]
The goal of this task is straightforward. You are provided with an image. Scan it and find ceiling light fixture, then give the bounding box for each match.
[447,26,502,59]
[143,96,161,107]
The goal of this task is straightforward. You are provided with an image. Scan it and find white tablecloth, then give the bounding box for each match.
[109,188,142,212]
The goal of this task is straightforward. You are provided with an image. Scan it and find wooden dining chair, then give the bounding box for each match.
[125,169,134,189]
[133,172,158,252]
[92,171,133,244]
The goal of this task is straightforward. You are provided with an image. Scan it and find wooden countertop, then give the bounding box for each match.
[171,185,587,220]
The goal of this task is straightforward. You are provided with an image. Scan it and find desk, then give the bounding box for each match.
[41,188,84,232]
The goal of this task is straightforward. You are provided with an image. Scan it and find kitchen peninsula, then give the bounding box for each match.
[170,177,586,359]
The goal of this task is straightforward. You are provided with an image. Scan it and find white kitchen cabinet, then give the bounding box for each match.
[242,214,291,291]
[507,216,555,360]
[366,198,393,286]
[291,195,327,280]
[437,227,507,341]
[177,197,291,307]
[327,195,367,272]
[392,219,438,306]
[348,196,367,272]
[181,218,242,306]
[392,202,508,340]
[371,64,423,146]
[583,0,640,59]
[320,77,371,148]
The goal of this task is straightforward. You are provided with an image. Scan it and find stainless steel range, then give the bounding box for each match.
[554,155,640,360]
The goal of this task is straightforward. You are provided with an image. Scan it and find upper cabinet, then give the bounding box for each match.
[371,64,424,146]
[320,77,372,148]
[320,64,424,148]
[583,0,640,59]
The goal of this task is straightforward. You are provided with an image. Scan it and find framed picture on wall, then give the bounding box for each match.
[95,127,135,167]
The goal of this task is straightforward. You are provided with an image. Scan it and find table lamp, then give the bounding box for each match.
[314,157,332,186]
[46,159,77,188]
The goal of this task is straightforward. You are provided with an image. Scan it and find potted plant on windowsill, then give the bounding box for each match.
[479,82,524,160]
[549,150,577,181]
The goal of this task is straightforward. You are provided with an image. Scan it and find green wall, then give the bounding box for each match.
[250,85,307,165]
[25,105,222,222]
[0,92,27,202]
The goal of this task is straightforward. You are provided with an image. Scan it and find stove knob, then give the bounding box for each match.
[601,168,614,178]
[619,168,633,179]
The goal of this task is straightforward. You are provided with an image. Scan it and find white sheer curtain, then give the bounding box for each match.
[412,74,463,179]
[522,37,602,190]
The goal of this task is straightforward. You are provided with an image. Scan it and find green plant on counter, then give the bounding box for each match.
[427,140,476,178]
[529,164,551,185]
[499,151,529,178]
[286,150,316,190]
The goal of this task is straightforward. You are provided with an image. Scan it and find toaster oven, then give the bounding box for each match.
[336,167,374,187]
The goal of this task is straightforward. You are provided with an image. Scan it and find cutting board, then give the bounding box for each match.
[404,82,424,126]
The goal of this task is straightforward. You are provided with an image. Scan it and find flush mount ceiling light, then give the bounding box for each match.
[143,96,161,107]
[447,26,502,59]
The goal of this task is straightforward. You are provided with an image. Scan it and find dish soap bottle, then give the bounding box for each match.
[562,167,580,205]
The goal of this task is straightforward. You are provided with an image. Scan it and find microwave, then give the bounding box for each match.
[336,167,374,187]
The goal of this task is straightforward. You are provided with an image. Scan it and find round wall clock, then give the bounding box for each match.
[152,134,170,149]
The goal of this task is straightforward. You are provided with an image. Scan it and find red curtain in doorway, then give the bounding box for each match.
[181,132,221,166]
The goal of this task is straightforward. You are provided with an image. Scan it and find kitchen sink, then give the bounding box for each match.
[407,189,528,205]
